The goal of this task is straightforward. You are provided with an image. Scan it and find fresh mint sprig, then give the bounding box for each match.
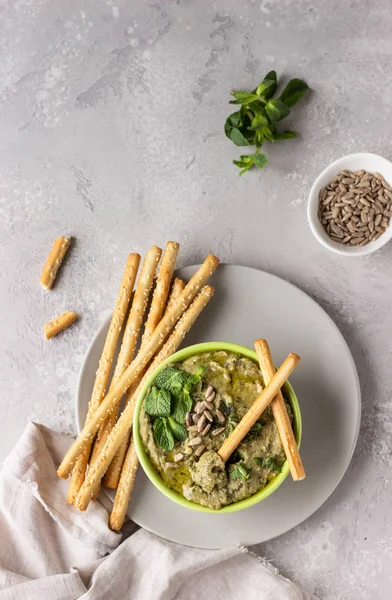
[149,365,206,450]
[225,71,309,175]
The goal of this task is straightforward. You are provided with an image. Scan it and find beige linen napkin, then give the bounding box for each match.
[0,423,320,599]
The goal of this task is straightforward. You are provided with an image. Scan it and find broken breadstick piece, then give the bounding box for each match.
[40,236,71,290]
[44,311,78,339]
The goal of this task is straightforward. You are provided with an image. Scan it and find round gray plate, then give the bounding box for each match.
[76,264,361,549]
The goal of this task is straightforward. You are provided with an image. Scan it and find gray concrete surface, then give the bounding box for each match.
[1,1,391,598]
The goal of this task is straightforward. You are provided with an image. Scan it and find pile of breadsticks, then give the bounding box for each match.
[57,242,219,530]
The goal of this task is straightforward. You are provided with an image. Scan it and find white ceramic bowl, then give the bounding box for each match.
[307,152,392,256]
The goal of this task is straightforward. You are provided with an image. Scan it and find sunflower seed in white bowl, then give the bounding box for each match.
[308,153,392,256]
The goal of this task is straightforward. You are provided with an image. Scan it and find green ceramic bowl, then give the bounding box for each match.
[133,342,302,514]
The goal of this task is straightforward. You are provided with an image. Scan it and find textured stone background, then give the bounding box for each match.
[1,1,391,598]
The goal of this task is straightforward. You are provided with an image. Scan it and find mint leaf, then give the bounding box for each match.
[184,365,206,391]
[250,152,268,169]
[168,417,187,441]
[272,130,297,141]
[250,112,269,129]
[225,110,244,131]
[145,386,171,417]
[244,422,262,441]
[279,78,309,108]
[155,367,188,393]
[171,389,193,423]
[230,462,251,481]
[254,129,264,148]
[230,91,263,105]
[233,155,254,176]
[253,457,281,472]
[265,99,290,122]
[153,417,174,451]
[257,70,277,100]
[260,126,274,142]
[227,449,244,465]
[228,127,252,147]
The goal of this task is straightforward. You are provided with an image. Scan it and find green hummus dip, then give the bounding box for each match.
[140,351,291,510]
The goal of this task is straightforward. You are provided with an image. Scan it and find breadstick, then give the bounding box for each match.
[218,352,300,463]
[165,278,186,314]
[142,241,179,344]
[109,435,138,530]
[57,255,219,481]
[90,246,162,466]
[104,276,185,489]
[67,253,140,504]
[74,285,215,511]
[255,340,305,481]
[44,311,78,339]
[102,380,140,490]
[40,236,71,290]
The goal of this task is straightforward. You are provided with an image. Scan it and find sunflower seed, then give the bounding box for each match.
[165,462,179,469]
[382,181,392,192]
[195,445,206,457]
[174,453,184,463]
[332,207,340,219]
[186,412,192,427]
[202,423,211,436]
[197,415,207,432]
[205,385,214,398]
[375,214,383,227]
[188,436,202,447]
[197,402,206,414]
[188,424,198,432]
[204,410,213,422]
[205,391,216,404]
[192,413,200,424]
[194,402,202,414]
[216,409,226,424]
[212,427,226,437]
[331,224,344,237]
